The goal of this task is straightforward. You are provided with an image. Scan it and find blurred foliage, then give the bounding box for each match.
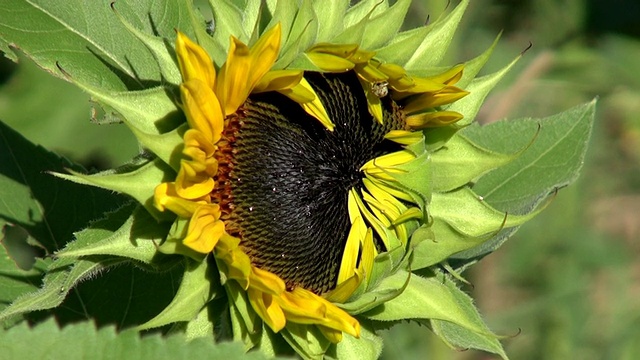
[0,0,638,359]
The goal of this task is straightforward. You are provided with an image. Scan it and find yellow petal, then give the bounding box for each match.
[175,32,216,89]
[153,182,202,217]
[317,326,343,344]
[337,215,367,284]
[249,267,286,295]
[217,24,282,116]
[403,86,469,114]
[182,205,224,253]
[406,110,464,128]
[254,69,304,93]
[306,52,355,72]
[215,235,252,289]
[277,288,360,338]
[360,228,375,286]
[384,130,424,145]
[354,62,388,83]
[247,289,286,332]
[324,270,362,303]
[175,159,215,200]
[393,207,424,225]
[361,150,415,173]
[378,62,407,80]
[308,43,359,58]
[349,188,389,249]
[428,64,464,85]
[280,287,360,337]
[278,82,316,103]
[378,63,414,92]
[347,49,376,64]
[180,80,224,143]
[181,130,218,177]
[406,77,444,93]
[296,78,335,131]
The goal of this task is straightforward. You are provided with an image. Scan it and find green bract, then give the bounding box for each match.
[0,1,594,359]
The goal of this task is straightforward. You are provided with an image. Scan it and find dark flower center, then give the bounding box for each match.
[216,71,405,294]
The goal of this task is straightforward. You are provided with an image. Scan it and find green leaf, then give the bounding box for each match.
[0,256,125,323]
[363,273,477,328]
[264,0,298,50]
[403,0,469,69]
[224,279,260,345]
[429,276,508,359]
[449,101,596,261]
[48,259,184,328]
[0,318,268,360]
[0,120,128,253]
[0,0,194,90]
[280,323,331,360]
[55,205,170,266]
[52,159,175,218]
[0,236,49,317]
[1,203,183,327]
[208,0,251,52]
[111,7,182,85]
[448,55,520,126]
[339,267,410,315]
[375,26,431,66]
[431,133,513,192]
[329,325,383,360]
[313,1,348,42]
[410,222,490,270]
[138,258,216,330]
[332,4,372,45]
[431,320,508,359]
[431,187,538,238]
[390,151,432,209]
[361,0,411,50]
[362,273,504,356]
[464,100,596,212]
[344,0,387,29]
[275,0,318,70]
[65,79,182,135]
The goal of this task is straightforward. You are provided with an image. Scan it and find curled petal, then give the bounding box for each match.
[403,86,470,114]
[254,69,304,93]
[406,110,464,129]
[277,288,360,338]
[175,160,215,200]
[215,234,252,289]
[175,32,216,89]
[182,205,224,253]
[384,130,424,145]
[428,63,465,85]
[217,24,282,115]
[180,80,224,143]
[306,52,355,72]
[337,214,368,285]
[250,267,287,295]
[295,78,334,131]
[154,183,203,217]
[248,289,286,332]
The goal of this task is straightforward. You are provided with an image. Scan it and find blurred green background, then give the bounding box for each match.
[1,0,639,359]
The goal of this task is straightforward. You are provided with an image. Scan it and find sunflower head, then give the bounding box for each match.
[43,1,569,359]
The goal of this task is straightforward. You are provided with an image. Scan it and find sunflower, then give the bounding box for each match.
[40,0,550,358]
[153,16,469,342]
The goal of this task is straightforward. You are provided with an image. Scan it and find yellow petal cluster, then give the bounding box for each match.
[154,25,361,342]
[307,44,469,127]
